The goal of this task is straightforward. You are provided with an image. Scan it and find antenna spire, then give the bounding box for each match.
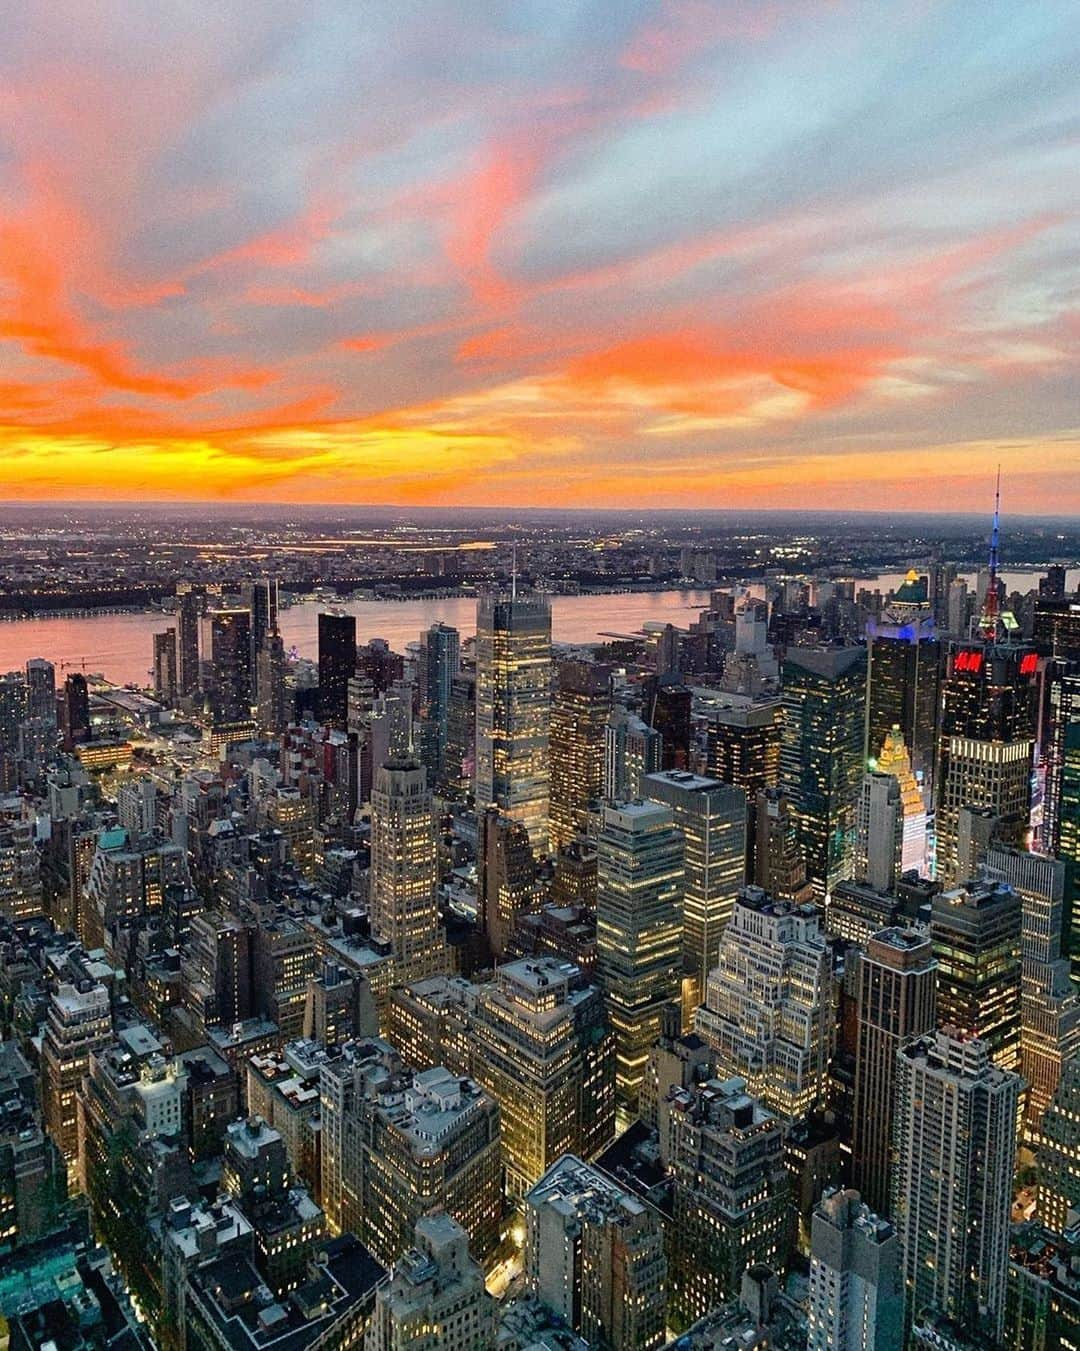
[978,466,1002,640]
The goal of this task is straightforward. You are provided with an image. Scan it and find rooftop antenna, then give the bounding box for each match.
[978,465,1002,640]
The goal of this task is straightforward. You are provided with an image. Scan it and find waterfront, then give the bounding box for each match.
[0,568,1072,686]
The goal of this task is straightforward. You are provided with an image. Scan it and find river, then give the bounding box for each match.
[0,569,1072,687]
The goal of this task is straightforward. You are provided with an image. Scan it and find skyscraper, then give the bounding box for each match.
[176,583,202,698]
[695,887,832,1123]
[644,769,747,1016]
[549,659,611,851]
[369,758,446,981]
[854,772,904,893]
[753,788,812,902]
[477,806,536,961]
[204,607,253,724]
[1039,1054,1080,1233]
[987,845,1080,1134]
[25,657,56,727]
[780,645,867,898]
[1043,666,1080,859]
[851,928,937,1215]
[318,612,357,730]
[932,872,1022,1070]
[255,630,287,735]
[153,629,178,706]
[597,801,684,1112]
[864,570,940,792]
[475,592,552,855]
[525,1154,667,1351]
[893,1031,1020,1341]
[61,672,90,749]
[807,1188,904,1351]
[705,700,781,874]
[604,707,663,801]
[417,621,459,785]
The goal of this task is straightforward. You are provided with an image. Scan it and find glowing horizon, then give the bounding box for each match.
[1,2,1077,513]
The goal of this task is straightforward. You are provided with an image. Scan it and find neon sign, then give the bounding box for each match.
[953,650,984,674]
[1019,652,1038,676]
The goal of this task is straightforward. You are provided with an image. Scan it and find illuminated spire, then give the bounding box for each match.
[978,466,1002,640]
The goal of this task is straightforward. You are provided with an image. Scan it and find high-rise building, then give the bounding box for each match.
[851,928,937,1215]
[1064,721,1080,967]
[41,980,113,1185]
[525,1154,667,1350]
[864,571,940,792]
[475,593,552,855]
[549,660,611,852]
[705,700,781,873]
[893,1031,1020,1341]
[854,773,904,894]
[1042,667,1079,859]
[82,826,191,952]
[477,806,536,961]
[644,769,747,1016]
[25,657,56,728]
[988,845,1080,1135]
[441,671,475,798]
[931,872,1022,1070]
[255,630,288,735]
[0,818,43,922]
[417,622,459,785]
[935,637,1039,886]
[667,1075,792,1328]
[695,887,832,1123]
[318,612,357,730]
[874,725,927,874]
[365,1212,495,1351]
[468,958,615,1196]
[1039,1054,1080,1233]
[597,801,684,1112]
[204,607,253,724]
[61,673,90,749]
[153,628,178,706]
[753,788,813,902]
[369,759,446,981]
[176,583,202,698]
[779,645,867,898]
[604,707,663,801]
[807,1187,904,1351]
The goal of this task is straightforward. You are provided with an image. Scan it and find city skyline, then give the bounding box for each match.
[1,2,1077,512]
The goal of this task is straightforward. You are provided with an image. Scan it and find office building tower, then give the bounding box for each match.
[854,773,904,894]
[41,980,113,1185]
[370,758,445,981]
[82,826,190,952]
[417,622,459,784]
[25,656,56,728]
[1064,721,1080,961]
[365,1213,495,1351]
[946,576,969,636]
[780,645,867,898]
[1039,1055,1080,1233]
[597,801,684,1112]
[0,1042,66,1247]
[318,612,357,729]
[354,1065,502,1267]
[851,928,937,1215]
[705,700,781,871]
[255,630,288,735]
[668,1076,792,1327]
[468,958,615,1196]
[0,673,27,763]
[644,769,747,1015]
[477,806,536,961]
[549,660,611,852]
[176,583,203,698]
[61,673,90,749]
[525,1154,667,1351]
[204,607,253,724]
[931,872,1022,1069]
[893,1031,1020,1341]
[935,637,1039,886]
[1043,667,1080,855]
[1033,595,1080,662]
[874,725,927,874]
[988,845,1080,1134]
[442,671,475,797]
[243,577,278,689]
[754,788,813,902]
[475,592,552,855]
[865,572,940,792]
[695,887,832,1122]
[604,708,663,801]
[808,1188,904,1351]
[0,818,43,922]
[153,628,178,706]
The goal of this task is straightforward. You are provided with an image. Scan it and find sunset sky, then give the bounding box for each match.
[1,1,1077,512]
